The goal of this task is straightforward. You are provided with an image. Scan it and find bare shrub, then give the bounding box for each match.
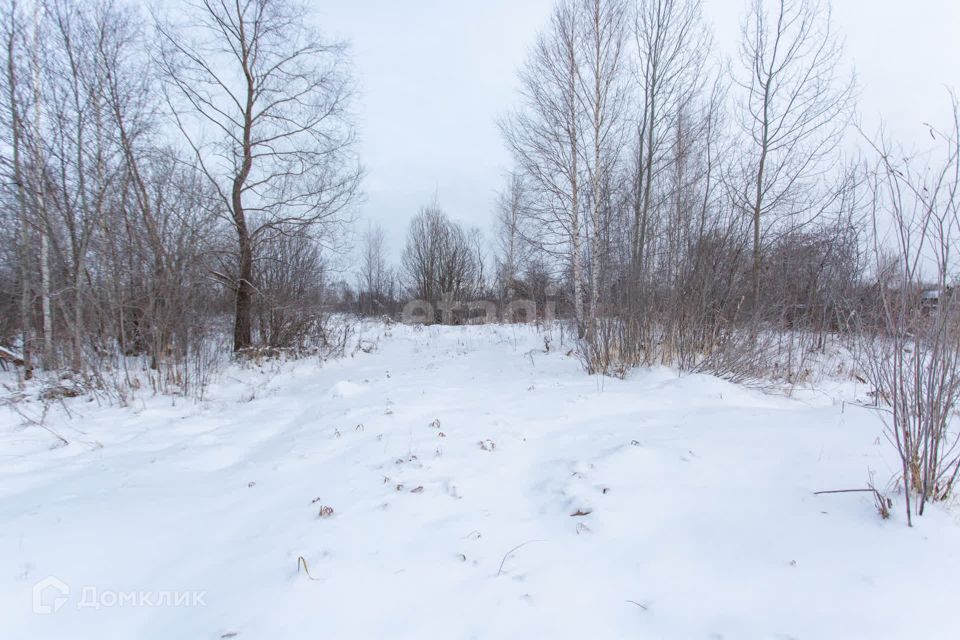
[578,317,634,378]
[254,233,329,351]
[858,98,960,525]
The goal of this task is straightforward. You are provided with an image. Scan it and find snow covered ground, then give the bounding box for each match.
[2,322,959,639]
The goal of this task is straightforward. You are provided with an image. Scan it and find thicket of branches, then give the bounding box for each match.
[494,0,867,378]
[0,0,359,398]
[856,104,960,525]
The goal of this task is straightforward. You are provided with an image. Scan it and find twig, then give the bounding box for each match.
[842,400,893,415]
[6,402,70,447]
[297,555,318,581]
[626,600,649,611]
[497,540,542,577]
[813,488,877,496]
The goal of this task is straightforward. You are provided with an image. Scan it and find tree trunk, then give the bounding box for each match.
[752,131,768,311]
[572,219,586,339]
[40,224,52,366]
[7,5,33,380]
[73,269,82,372]
[231,23,256,353]
[234,223,253,351]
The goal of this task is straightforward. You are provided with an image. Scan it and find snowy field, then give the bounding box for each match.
[2,323,959,639]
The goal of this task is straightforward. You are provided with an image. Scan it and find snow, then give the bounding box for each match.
[0,345,23,362]
[2,322,959,639]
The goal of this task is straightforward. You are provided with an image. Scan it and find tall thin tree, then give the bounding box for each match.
[733,0,855,308]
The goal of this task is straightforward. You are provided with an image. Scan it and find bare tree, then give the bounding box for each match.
[501,0,587,336]
[629,0,711,274]
[401,203,481,321]
[493,171,530,300]
[733,0,855,308]
[578,0,629,329]
[358,222,393,316]
[156,0,361,351]
[502,0,630,337]
[41,0,122,372]
[28,0,52,368]
[2,0,33,379]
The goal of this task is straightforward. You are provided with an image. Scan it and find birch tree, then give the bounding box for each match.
[501,1,587,336]
[502,0,628,337]
[578,0,629,328]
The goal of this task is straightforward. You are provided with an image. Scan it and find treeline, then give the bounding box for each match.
[353,0,956,382]
[0,0,360,393]
[494,0,863,374]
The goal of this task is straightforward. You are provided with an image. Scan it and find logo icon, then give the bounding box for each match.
[32,576,70,614]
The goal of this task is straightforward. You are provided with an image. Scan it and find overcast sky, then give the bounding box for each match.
[314,0,960,261]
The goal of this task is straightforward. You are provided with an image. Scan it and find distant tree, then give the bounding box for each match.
[358,223,394,316]
[494,171,530,300]
[401,204,481,313]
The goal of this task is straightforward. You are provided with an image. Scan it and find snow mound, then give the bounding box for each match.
[328,380,366,398]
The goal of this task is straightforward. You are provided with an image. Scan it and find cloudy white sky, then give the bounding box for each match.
[315,0,960,260]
